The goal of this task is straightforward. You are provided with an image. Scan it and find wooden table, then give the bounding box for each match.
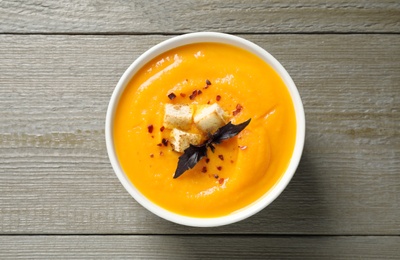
[1,1,399,258]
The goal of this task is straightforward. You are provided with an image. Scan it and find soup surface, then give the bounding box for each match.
[114,42,296,217]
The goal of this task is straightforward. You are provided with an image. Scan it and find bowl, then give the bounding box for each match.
[105,32,305,227]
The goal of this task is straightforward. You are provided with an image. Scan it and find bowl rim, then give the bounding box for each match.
[105,32,305,227]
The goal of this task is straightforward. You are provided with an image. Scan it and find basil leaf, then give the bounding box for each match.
[173,144,207,179]
[173,118,251,178]
[210,119,251,144]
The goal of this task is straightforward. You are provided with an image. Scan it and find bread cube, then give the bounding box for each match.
[194,103,227,134]
[170,128,202,153]
[163,104,193,130]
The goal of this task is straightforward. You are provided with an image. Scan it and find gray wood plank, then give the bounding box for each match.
[1,0,399,34]
[0,235,399,259]
[0,34,399,234]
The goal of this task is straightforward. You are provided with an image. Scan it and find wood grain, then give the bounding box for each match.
[0,34,399,234]
[0,0,399,34]
[0,235,399,259]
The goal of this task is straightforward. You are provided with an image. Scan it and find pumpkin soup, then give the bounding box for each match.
[113,42,296,217]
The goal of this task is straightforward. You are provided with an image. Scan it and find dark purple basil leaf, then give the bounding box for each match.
[210,119,251,144]
[173,144,207,179]
[208,143,216,153]
[173,118,251,178]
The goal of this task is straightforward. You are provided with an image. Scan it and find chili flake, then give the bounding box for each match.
[189,90,202,100]
[162,138,169,146]
[218,154,224,161]
[189,90,198,100]
[201,166,207,173]
[180,93,186,98]
[150,154,154,158]
[147,125,154,133]
[233,104,243,116]
[218,178,225,185]
[216,95,221,101]
[214,174,219,179]
[206,79,212,86]
[205,158,210,163]
[167,92,177,100]
[217,166,222,171]
[160,126,165,132]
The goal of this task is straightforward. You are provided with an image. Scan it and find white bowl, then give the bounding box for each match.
[105,32,305,227]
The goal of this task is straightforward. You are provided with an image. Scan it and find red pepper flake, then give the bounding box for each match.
[157,143,162,147]
[151,135,154,138]
[217,166,222,171]
[233,104,243,116]
[230,160,234,163]
[180,93,186,98]
[147,124,154,133]
[216,95,221,101]
[198,90,202,95]
[207,100,211,104]
[218,154,224,161]
[205,158,210,163]
[189,90,198,100]
[160,126,165,132]
[150,154,154,158]
[238,145,247,150]
[160,151,164,156]
[218,178,225,185]
[162,138,169,146]
[204,79,212,89]
[201,166,207,173]
[167,92,176,100]
[214,174,219,179]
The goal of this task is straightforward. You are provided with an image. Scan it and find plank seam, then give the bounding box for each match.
[0,234,399,237]
[0,32,400,36]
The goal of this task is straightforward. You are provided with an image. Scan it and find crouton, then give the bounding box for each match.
[193,103,227,134]
[163,104,193,130]
[170,128,202,153]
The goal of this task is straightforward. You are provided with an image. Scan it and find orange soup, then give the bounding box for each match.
[114,43,296,217]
